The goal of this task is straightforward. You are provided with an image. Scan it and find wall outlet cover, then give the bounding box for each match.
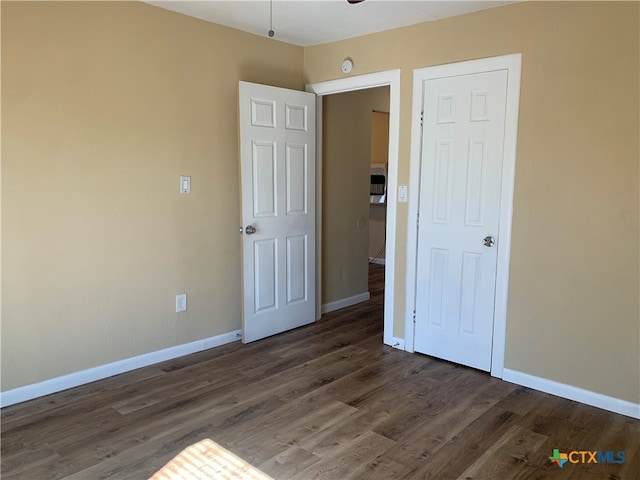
[176,293,187,312]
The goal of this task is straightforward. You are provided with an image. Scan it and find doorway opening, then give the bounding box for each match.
[307,69,401,349]
[320,88,389,318]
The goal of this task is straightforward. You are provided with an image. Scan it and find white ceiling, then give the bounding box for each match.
[145,0,516,47]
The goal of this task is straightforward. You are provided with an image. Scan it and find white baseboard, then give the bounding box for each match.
[0,329,242,408]
[322,291,370,314]
[502,368,640,419]
[368,257,386,265]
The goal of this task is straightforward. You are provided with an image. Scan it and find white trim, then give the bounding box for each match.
[314,94,324,321]
[0,329,242,408]
[503,368,640,419]
[321,291,370,314]
[404,54,522,380]
[368,257,386,265]
[307,69,401,347]
[390,337,405,350]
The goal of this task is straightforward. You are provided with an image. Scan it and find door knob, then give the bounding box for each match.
[244,225,257,235]
[482,236,495,247]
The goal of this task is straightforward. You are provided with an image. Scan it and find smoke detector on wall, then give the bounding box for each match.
[341,58,353,74]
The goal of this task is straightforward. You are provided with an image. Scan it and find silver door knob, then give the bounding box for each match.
[482,236,495,247]
[244,225,257,235]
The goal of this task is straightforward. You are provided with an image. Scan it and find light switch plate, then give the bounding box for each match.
[180,176,191,194]
[398,185,408,203]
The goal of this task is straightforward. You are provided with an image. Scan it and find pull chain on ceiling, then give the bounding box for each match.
[268,0,275,37]
[266,0,363,40]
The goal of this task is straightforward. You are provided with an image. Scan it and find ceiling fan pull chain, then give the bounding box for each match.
[268,0,275,37]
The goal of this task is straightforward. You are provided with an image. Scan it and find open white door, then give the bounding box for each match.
[414,69,508,371]
[238,81,316,343]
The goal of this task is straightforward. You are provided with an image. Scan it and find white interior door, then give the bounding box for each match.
[414,70,508,371]
[239,81,316,343]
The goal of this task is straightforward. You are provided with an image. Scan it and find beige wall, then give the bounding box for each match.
[305,1,639,403]
[1,1,303,391]
[322,87,389,303]
[369,206,386,261]
[369,111,389,261]
[3,1,638,407]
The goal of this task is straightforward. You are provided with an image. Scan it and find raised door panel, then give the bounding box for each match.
[252,141,277,218]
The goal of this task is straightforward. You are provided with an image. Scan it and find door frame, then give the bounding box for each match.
[306,69,401,348]
[404,54,522,378]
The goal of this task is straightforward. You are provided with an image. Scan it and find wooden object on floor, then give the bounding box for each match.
[150,438,273,480]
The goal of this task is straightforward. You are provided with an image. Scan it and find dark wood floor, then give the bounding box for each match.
[2,264,639,479]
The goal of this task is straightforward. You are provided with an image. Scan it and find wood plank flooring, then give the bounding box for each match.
[2,264,639,479]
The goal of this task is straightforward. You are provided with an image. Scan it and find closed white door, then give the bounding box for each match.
[238,81,316,343]
[414,70,508,371]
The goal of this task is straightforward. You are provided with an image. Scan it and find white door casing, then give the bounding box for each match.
[239,81,316,343]
[405,54,522,377]
[306,69,402,348]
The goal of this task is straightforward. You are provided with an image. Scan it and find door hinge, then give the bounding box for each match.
[420,111,424,127]
[412,310,416,324]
